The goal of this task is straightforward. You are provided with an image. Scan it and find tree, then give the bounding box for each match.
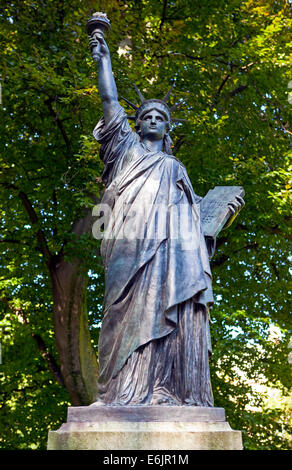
[0,0,291,449]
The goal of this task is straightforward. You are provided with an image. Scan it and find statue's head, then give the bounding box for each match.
[135,100,169,135]
[121,84,183,155]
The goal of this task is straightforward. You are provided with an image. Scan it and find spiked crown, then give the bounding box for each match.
[121,84,184,125]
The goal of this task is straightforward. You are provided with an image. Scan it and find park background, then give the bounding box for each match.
[0,0,291,450]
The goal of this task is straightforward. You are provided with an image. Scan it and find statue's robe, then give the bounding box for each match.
[93,105,214,406]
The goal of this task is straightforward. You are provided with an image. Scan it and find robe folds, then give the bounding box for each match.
[93,105,214,405]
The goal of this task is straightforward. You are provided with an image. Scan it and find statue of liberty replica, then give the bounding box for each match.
[87,13,244,408]
[47,12,245,450]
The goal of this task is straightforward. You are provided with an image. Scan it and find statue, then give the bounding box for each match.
[87,13,244,407]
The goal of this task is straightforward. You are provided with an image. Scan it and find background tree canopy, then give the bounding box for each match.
[0,0,291,450]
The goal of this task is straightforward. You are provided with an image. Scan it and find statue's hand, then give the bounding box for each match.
[223,196,245,229]
[89,34,110,62]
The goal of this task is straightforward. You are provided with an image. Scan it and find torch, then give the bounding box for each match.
[86,12,111,62]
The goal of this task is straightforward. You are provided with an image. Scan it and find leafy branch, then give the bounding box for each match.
[0,295,65,387]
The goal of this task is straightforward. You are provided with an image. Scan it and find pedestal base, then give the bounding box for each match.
[47,406,243,450]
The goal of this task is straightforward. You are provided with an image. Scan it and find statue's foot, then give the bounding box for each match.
[89,399,105,407]
[182,397,213,407]
[151,397,174,405]
[150,392,179,406]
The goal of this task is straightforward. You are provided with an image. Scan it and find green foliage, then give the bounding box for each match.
[0,0,291,449]
[0,311,70,449]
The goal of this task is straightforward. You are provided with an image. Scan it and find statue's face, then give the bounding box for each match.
[139,109,168,141]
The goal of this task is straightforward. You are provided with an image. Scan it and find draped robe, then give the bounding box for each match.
[93,105,215,406]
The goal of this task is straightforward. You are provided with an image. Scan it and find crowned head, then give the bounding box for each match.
[121,84,184,154]
[135,99,171,128]
[135,100,171,144]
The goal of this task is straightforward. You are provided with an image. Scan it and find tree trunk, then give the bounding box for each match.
[51,261,99,405]
[50,206,100,406]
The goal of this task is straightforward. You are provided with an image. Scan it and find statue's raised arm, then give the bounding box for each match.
[87,13,141,186]
[87,14,120,124]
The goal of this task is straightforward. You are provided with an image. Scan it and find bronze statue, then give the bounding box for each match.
[87,13,244,407]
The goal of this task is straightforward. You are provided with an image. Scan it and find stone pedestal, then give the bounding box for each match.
[48,405,243,450]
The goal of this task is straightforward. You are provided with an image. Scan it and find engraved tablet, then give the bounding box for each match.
[200,186,245,238]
